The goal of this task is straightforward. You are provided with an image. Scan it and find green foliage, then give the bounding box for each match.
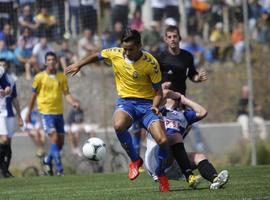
[225,138,270,165]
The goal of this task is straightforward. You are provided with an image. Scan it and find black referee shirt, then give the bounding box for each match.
[156,49,198,95]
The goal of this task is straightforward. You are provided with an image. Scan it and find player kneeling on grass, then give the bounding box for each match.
[145,94,229,190]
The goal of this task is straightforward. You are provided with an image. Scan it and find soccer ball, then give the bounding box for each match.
[82,137,106,161]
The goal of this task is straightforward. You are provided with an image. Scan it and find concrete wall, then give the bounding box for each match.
[11,122,270,173]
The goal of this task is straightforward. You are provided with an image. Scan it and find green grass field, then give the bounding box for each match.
[1,165,270,200]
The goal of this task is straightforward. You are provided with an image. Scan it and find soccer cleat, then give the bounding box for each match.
[128,158,143,181]
[210,170,229,189]
[188,175,202,189]
[2,170,14,178]
[158,176,170,192]
[41,157,53,176]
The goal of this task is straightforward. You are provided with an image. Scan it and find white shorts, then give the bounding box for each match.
[145,133,182,180]
[0,117,15,138]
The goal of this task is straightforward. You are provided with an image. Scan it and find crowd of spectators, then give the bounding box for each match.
[0,0,269,80]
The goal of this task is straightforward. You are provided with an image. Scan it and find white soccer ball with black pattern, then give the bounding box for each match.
[82,137,106,161]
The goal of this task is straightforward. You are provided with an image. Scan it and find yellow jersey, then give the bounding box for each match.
[100,48,162,100]
[32,71,69,114]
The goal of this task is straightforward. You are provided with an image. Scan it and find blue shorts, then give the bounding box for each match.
[115,98,161,130]
[41,114,65,135]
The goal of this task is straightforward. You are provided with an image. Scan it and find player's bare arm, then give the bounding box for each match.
[65,53,100,76]
[151,87,163,114]
[12,97,24,127]
[25,92,37,124]
[64,91,80,108]
[181,95,207,120]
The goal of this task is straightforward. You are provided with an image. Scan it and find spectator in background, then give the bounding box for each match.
[18,27,38,55]
[0,0,18,33]
[131,0,145,13]
[18,0,35,8]
[18,4,37,34]
[99,0,111,32]
[67,0,80,39]
[231,23,244,63]
[224,0,243,31]
[32,36,53,72]
[182,35,205,67]
[151,0,166,27]
[141,21,163,54]
[52,0,65,40]
[111,22,124,47]
[256,11,270,46]
[208,22,226,62]
[165,0,180,24]
[191,0,210,37]
[80,0,97,34]
[130,9,144,33]
[66,106,97,156]
[78,29,98,59]
[58,40,78,71]
[14,38,33,80]
[101,30,118,49]
[35,7,57,40]
[21,106,45,158]
[0,40,14,64]
[111,0,129,29]
[236,85,267,140]
[0,24,16,50]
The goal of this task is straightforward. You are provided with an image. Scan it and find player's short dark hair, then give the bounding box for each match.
[0,58,7,63]
[45,51,57,61]
[165,26,181,40]
[121,28,141,46]
[0,58,9,67]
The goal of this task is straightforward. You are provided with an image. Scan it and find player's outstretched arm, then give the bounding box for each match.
[65,52,100,76]
[181,95,207,120]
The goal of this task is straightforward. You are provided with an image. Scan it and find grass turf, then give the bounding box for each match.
[0,165,269,200]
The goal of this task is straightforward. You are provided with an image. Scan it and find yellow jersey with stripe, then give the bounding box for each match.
[32,71,69,114]
[99,48,162,100]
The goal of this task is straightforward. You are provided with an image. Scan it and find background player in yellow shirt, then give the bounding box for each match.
[25,52,79,176]
[65,29,170,192]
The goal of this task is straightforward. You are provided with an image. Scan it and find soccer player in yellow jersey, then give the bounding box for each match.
[25,52,79,176]
[65,29,170,192]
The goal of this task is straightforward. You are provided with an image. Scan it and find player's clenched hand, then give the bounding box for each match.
[72,100,80,108]
[151,106,159,115]
[64,63,81,76]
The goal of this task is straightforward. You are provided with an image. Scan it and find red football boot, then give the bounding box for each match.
[158,176,170,192]
[128,158,143,181]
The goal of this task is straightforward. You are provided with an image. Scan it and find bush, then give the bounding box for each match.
[225,138,270,165]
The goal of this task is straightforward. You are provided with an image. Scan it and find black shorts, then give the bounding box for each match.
[165,6,180,22]
[152,7,165,21]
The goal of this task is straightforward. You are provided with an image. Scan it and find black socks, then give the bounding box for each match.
[197,159,218,182]
[171,142,193,180]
